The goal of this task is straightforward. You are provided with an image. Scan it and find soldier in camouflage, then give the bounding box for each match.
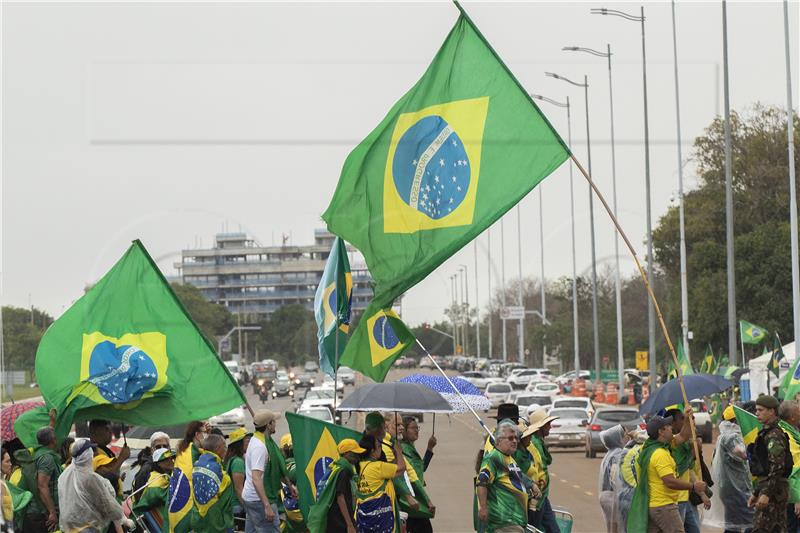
[749,395,790,533]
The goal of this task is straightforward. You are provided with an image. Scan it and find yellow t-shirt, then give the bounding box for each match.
[358,460,398,495]
[670,440,693,503]
[92,450,123,497]
[647,448,681,507]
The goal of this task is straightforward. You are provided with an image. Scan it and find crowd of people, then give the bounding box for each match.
[0,409,438,533]
[593,394,800,533]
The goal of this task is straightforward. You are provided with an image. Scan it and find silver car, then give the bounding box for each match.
[485,382,512,410]
[545,408,590,448]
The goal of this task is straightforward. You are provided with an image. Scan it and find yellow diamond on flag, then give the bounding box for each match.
[304,427,339,501]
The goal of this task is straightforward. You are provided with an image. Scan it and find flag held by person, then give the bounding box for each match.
[286,412,362,520]
[667,340,694,380]
[323,8,570,378]
[20,240,246,443]
[699,345,716,374]
[314,237,353,378]
[740,320,767,344]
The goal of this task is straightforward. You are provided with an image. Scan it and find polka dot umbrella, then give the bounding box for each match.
[1,400,45,442]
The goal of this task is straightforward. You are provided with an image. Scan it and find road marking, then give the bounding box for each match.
[560,479,568,483]
[585,491,593,496]
[572,484,581,489]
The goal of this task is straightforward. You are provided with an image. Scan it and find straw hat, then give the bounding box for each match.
[528,409,559,432]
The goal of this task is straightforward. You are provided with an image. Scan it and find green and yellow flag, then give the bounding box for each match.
[768,335,786,378]
[314,237,353,377]
[322,9,570,378]
[667,341,694,380]
[740,320,767,344]
[733,405,761,445]
[286,412,362,521]
[339,306,415,381]
[780,353,800,400]
[14,240,246,446]
[699,345,716,374]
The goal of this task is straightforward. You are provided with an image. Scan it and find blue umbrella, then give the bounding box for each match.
[398,374,490,413]
[639,374,735,415]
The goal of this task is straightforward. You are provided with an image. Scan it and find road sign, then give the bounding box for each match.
[500,306,525,320]
[602,354,610,366]
[636,350,649,371]
[589,370,620,382]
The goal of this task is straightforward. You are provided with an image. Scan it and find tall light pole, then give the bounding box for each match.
[460,264,470,357]
[545,71,600,383]
[516,205,525,364]
[722,0,737,364]
[532,93,580,376]
[668,0,691,363]
[474,240,482,358]
[487,228,493,358]
[563,43,624,394]
[784,0,800,347]
[538,187,547,368]
[450,274,458,355]
[501,217,508,362]
[592,7,655,389]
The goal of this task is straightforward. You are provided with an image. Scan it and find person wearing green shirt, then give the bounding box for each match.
[527,410,559,533]
[476,421,528,533]
[279,433,305,533]
[21,426,63,533]
[400,416,437,533]
[191,434,235,533]
[225,427,251,531]
[132,447,175,531]
[381,412,419,515]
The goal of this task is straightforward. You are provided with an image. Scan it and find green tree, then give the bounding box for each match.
[2,306,53,371]
[652,105,800,351]
[170,283,233,343]
[256,304,315,366]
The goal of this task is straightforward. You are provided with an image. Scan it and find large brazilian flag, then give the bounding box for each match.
[14,240,246,446]
[323,8,570,380]
[286,412,362,519]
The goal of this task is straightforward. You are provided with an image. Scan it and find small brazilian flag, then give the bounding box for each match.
[780,351,800,400]
[699,345,716,374]
[768,335,785,378]
[14,240,246,447]
[667,341,694,380]
[322,7,569,377]
[733,405,761,446]
[314,237,353,378]
[340,306,414,382]
[286,412,362,519]
[740,320,767,344]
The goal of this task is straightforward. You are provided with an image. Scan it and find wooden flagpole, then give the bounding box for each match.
[570,153,702,466]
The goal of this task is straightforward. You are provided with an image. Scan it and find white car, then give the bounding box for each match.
[485,382,512,409]
[322,376,345,394]
[297,406,335,423]
[223,360,242,384]
[554,370,591,385]
[299,387,337,411]
[338,367,356,385]
[508,369,550,389]
[515,393,554,414]
[526,382,561,396]
[551,396,595,418]
[209,405,246,433]
[460,371,494,390]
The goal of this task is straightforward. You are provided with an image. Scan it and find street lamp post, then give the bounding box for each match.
[516,206,525,364]
[563,43,624,395]
[532,93,580,377]
[218,325,262,359]
[545,71,600,384]
[784,0,800,347]
[460,264,470,357]
[592,7,655,389]
[474,240,481,358]
[487,228,493,358]
[722,0,737,364]
[501,217,508,362]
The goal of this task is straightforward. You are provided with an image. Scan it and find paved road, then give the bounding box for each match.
[243,367,723,533]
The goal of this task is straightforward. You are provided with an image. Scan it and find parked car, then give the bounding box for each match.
[585,407,645,458]
[419,357,436,369]
[689,399,713,443]
[209,405,247,434]
[460,371,494,390]
[526,382,561,396]
[554,370,591,386]
[394,356,417,368]
[546,408,591,448]
[514,393,554,415]
[552,396,595,419]
[338,366,356,385]
[485,382,513,410]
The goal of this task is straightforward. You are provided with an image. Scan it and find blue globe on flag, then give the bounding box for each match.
[313,456,334,499]
[88,340,158,403]
[168,471,191,513]
[372,316,399,350]
[392,115,471,220]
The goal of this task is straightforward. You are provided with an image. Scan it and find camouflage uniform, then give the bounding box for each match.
[753,420,790,533]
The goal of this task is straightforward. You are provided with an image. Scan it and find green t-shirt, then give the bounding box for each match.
[27,450,62,515]
[225,456,246,506]
[476,449,528,532]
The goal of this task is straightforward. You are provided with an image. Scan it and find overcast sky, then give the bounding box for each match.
[2,1,798,328]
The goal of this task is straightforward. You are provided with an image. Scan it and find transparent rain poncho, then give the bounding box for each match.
[598,425,628,533]
[702,420,754,532]
[58,439,125,532]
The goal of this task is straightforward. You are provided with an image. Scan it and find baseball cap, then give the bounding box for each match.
[228,428,252,445]
[280,433,292,449]
[153,448,176,463]
[723,405,736,421]
[646,415,673,439]
[337,438,366,455]
[253,410,281,427]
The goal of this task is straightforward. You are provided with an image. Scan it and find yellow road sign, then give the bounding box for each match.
[636,350,649,371]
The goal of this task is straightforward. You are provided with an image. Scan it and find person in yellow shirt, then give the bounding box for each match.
[664,407,708,533]
[627,414,707,532]
[88,420,130,499]
[355,434,407,533]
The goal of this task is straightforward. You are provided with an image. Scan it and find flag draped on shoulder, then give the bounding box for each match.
[740,320,767,344]
[286,412,362,522]
[322,9,570,379]
[14,241,246,446]
[169,445,197,532]
[314,237,353,377]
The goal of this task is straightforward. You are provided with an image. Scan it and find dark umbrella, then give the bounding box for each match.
[338,382,453,413]
[639,374,734,415]
[1,400,45,441]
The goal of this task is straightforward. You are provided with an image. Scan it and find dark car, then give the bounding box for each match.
[272,377,294,398]
[295,372,316,388]
[585,407,645,458]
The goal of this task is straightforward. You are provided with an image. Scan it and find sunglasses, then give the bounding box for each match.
[153,444,170,450]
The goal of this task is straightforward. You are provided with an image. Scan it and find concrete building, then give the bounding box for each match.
[176,230,378,319]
